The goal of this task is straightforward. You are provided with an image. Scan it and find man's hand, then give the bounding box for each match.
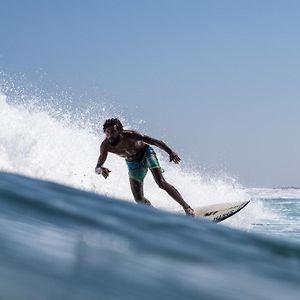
[95,166,111,179]
[169,151,181,164]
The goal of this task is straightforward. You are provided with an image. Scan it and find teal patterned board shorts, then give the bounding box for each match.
[125,145,164,184]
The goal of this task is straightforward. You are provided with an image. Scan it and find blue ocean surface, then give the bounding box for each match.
[1,88,300,299]
[0,172,299,300]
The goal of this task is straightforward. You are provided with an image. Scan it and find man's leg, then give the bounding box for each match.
[150,168,194,215]
[129,178,152,206]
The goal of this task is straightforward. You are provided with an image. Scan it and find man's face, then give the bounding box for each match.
[104,125,121,145]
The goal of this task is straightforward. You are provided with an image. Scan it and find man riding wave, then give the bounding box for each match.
[95,118,194,216]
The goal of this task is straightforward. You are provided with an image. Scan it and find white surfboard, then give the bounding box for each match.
[194,200,250,223]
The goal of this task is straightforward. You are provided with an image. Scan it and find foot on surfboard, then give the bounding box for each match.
[184,206,195,217]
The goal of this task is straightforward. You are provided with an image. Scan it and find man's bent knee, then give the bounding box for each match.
[157,180,168,190]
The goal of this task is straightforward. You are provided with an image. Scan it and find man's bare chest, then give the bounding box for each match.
[108,139,145,159]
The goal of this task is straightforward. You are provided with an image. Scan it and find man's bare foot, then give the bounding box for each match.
[143,199,152,206]
[184,206,195,217]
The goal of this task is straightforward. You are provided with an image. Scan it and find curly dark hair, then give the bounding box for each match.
[103,118,124,132]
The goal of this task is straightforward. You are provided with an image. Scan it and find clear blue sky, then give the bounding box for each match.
[1,0,300,187]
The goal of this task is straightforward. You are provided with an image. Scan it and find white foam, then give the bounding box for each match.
[0,92,267,229]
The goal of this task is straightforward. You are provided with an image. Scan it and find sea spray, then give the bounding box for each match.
[0,87,264,229]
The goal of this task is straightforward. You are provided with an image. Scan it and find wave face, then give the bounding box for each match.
[1,81,300,299]
[1,171,300,300]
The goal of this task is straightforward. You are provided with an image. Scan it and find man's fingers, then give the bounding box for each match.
[170,154,181,164]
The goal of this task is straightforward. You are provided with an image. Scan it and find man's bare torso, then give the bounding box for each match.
[103,130,148,161]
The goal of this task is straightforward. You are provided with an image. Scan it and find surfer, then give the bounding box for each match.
[95,118,194,216]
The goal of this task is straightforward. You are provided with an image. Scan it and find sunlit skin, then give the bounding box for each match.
[95,125,194,216]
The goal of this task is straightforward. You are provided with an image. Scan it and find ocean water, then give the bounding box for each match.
[0,91,300,299]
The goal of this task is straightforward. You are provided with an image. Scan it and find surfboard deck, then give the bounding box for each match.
[194,200,250,223]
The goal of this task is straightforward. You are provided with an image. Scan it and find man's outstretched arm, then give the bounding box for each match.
[131,131,181,164]
[95,142,111,178]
